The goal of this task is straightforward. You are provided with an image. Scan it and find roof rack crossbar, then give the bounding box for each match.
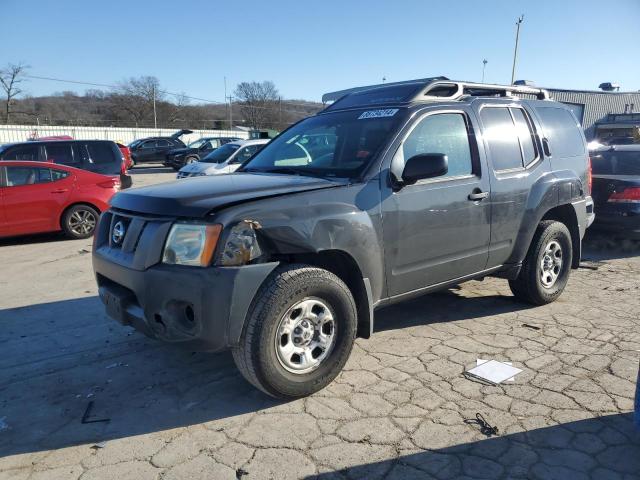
[418,81,550,101]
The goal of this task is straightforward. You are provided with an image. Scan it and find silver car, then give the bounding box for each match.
[177,139,269,178]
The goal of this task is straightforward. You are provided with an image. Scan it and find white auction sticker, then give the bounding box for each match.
[358,109,399,120]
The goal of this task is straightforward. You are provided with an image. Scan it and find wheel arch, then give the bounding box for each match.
[541,204,581,268]
[278,249,374,339]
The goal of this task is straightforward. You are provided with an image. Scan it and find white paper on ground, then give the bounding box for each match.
[477,359,515,382]
[466,360,523,385]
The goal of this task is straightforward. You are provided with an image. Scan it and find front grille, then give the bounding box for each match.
[96,210,174,271]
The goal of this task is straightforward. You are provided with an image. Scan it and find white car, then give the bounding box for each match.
[176,139,269,178]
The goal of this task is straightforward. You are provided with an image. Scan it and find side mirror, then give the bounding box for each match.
[401,153,448,184]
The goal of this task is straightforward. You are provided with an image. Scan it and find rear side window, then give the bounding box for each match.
[1,144,39,161]
[45,144,77,165]
[511,108,538,165]
[52,169,70,181]
[480,107,523,171]
[591,150,640,175]
[536,107,585,157]
[402,113,473,178]
[5,167,52,186]
[86,142,117,164]
[78,143,120,175]
[157,139,171,147]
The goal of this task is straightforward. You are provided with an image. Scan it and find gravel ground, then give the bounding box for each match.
[1,165,639,480]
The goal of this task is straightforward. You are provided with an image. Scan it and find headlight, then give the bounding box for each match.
[162,223,222,267]
[217,220,262,266]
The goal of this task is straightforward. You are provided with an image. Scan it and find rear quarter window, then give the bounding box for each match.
[536,106,585,158]
[1,144,40,161]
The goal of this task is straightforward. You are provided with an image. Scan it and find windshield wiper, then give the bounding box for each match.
[244,167,326,178]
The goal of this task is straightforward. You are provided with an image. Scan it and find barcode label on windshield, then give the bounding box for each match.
[358,109,399,120]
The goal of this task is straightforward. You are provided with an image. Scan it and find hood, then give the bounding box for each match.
[179,161,215,174]
[171,129,193,139]
[110,173,345,217]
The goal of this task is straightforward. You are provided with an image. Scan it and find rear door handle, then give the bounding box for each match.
[51,189,69,193]
[468,191,489,201]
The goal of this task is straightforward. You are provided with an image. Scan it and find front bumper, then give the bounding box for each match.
[92,211,278,351]
[94,256,278,351]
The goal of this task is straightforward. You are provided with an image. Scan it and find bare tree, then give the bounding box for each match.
[0,63,29,123]
[234,81,280,129]
[110,76,163,126]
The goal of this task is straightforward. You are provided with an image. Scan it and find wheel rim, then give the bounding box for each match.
[187,157,196,164]
[68,209,97,236]
[275,297,337,374]
[540,240,563,288]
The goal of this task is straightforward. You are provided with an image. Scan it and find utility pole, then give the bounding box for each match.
[511,15,524,85]
[482,59,488,83]
[152,84,157,129]
[224,76,233,131]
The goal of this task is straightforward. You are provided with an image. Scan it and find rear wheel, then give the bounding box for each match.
[185,156,198,165]
[232,264,357,399]
[509,220,573,305]
[61,204,99,239]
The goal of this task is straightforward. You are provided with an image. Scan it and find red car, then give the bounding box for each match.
[0,161,119,240]
[116,142,133,170]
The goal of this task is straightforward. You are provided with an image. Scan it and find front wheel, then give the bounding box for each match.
[509,220,573,305]
[232,265,357,399]
[61,204,100,239]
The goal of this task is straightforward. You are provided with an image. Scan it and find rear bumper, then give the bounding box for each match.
[93,251,278,351]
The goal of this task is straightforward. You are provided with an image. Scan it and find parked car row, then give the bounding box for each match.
[0,139,129,239]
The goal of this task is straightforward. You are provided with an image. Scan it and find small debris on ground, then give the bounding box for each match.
[81,401,110,424]
[465,359,523,385]
[522,323,541,330]
[464,413,499,437]
[91,441,107,449]
[236,468,248,479]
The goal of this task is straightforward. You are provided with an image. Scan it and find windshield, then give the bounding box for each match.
[128,139,143,148]
[187,139,208,149]
[241,109,406,178]
[200,143,240,163]
[592,150,640,175]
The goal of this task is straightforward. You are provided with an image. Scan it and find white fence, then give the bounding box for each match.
[0,124,249,145]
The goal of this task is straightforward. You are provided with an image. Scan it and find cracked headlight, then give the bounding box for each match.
[162,223,222,267]
[217,220,263,266]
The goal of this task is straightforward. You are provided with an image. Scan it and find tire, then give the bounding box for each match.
[185,156,198,165]
[61,204,100,239]
[232,264,357,399]
[509,220,573,305]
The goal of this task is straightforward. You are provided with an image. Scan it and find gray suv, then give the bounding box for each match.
[93,78,595,398]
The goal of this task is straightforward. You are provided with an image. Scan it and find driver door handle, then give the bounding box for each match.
[468,190,489,201]
[51,188,69,193]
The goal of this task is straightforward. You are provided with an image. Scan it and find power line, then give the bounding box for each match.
[23,74,321,114]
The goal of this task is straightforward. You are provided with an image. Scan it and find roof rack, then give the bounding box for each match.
[418,80,550,101]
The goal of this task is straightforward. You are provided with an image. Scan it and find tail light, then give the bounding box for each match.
[608,187,640,203]
[98,178,120,190]
[587,156,593,194]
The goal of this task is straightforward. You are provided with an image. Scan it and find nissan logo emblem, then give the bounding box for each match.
[112,221,126,245]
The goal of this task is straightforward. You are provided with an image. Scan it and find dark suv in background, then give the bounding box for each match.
[93,78,594,399]
[164,136,240,171]
[0,139,131,188]
[128,129,192,166]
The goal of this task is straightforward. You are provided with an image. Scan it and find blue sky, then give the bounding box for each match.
[2,0,639,104]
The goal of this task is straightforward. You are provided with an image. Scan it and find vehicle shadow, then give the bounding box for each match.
[0,231,71,247]
[374,287,533,333]
[582,229,640,262]
[308,413,640,479]
[0,296,283,458]
[129,165,175,175]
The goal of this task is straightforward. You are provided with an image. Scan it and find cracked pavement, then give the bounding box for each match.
[1,166,639,480]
